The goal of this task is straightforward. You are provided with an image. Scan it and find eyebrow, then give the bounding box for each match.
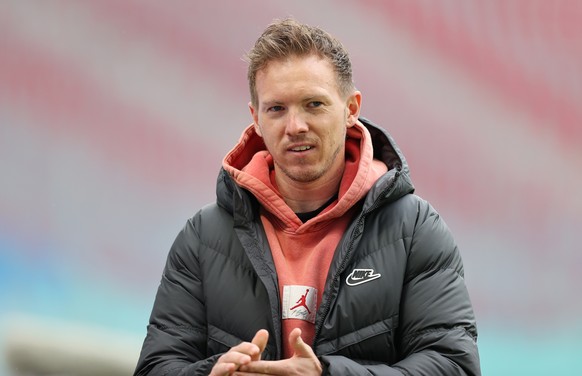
[260,93,331,109]
[303,95,328,102]
[263,94,328,104]
[261,100,284,108]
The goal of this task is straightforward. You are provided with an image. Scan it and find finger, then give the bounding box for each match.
[239,359,279,375]
[231,341,261,358]
[214,350,252,373]
[233,372,274,376]
[222,351,252,364]
[209,361,235,376]
[250,329,269,360]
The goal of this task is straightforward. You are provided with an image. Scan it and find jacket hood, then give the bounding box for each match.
[359,116,409,175]
[356,116,414,210]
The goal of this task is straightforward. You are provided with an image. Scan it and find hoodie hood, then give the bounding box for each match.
[219,117,413,232]
[217,117,414,225]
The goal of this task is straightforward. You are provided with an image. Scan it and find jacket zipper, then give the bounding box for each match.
[313,168,401,349]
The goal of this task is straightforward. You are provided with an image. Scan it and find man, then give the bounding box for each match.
[134,18,481,375]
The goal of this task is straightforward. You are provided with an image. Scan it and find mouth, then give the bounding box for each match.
[290,145,312,152]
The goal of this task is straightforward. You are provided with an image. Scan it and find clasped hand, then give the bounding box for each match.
[209,328,322,376]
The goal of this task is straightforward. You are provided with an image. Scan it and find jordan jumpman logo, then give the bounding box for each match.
[290,288,311,314]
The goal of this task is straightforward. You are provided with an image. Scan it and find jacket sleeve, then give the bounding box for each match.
[134,217,218,376]
[321,199,481,375]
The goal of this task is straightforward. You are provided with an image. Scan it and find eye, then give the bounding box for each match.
[267,105,285,112]
[308,101,323,108]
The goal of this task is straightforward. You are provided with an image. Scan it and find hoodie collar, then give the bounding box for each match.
[222,121,389,231]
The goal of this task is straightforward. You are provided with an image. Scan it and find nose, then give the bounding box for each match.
[285,111,308,136]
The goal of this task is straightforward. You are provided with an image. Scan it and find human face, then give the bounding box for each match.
[249,54,361,188]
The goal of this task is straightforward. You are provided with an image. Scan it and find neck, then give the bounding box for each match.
[275,167,344,213]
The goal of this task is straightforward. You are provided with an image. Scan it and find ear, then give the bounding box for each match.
[345,91,362,128]
[249,101,263,137]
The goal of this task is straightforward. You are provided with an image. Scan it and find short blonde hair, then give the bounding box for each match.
[245,18,354,107]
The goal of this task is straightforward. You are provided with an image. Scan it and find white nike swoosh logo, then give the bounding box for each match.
[346,268,382,286]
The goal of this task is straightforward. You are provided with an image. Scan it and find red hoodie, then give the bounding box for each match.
[223,121,387,358]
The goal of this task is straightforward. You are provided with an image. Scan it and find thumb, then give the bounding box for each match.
[251,329,269,361]
[289,328,314,358]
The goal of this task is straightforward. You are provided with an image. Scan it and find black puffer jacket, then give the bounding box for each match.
[134,118,481,375]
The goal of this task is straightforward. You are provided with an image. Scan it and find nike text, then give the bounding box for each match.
[346,268,381,286]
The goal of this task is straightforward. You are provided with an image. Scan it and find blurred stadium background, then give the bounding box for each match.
[1,1,581,375]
